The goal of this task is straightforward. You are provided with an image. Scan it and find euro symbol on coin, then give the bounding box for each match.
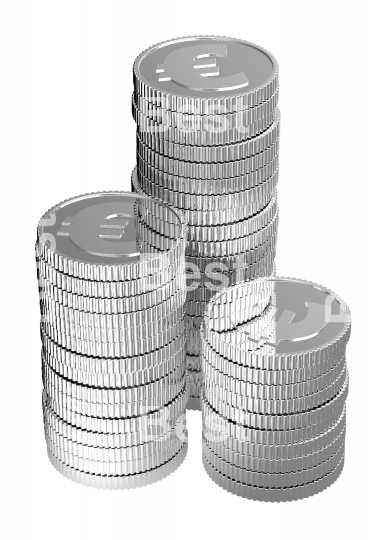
[245,299,345,350]
[57,201,139,258]
[156,44,249,92]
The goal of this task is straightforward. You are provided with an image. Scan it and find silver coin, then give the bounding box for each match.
[46,429,185,465]
[37,191,186,282]
[202,374,348,431]
[204,425,345,473]
[186,235,277,270]
[135,164,278,209]
[41,318,184,357]
[203,441,344,489]
[42,356,186,402]
[204,367,347,415]
[135,110,276,145]
[138,153,279,195]
[135,173,277,223]
[186,211,278,258]
[132,167,276,226]
[201,397,346,446]
[134,90,279,129]
[203,357,347,400]
[186,194,277,242]
[43,381,189,435]
[202,341,346,385]
[41,326,186,375]
[44,379,186,419]
[43,403,186,449]
[212,410,346,461]
[46,429,185,476]
[203,277,351,369]
[38,272,184,313]
[40,287,185,329]
[43,344,185,389]
[137,139,279,179]
[41,302,184,339]
[36,252,185,297]
[45,416,183,457]
[133,36,278,113]
[137,109,280,162]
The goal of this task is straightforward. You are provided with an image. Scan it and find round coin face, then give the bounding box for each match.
[37,192,183,267]
[205,278,351,356]
[134,36,277,105]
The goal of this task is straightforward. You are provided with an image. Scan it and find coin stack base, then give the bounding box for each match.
[47,443,188,490]
[202,453,345,502]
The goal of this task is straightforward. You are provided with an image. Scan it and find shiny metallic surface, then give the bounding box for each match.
[132,36,280,411]
[32,36,353,504]
[214,410,346,459]
[41,319,185,356]
[203,452,344,502]
[47,442,188,490]
[204,425,346,473]
[137,109,280,162]
[203,278,351,367]
[36,192,189,488]
[37,255,186,298]
[134,108,276,145]
[46,431,185,475]
[137,139,280,179]
[37,191,187,281]
[133,36,279,113]
[201,277,351,500]
[43,381,189,435]
[203,437,344,480]
[135,90,279,126]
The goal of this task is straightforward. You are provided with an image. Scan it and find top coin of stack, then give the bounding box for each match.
[36,191,189,489]
[201,277,351,501]
[132,36,280,409]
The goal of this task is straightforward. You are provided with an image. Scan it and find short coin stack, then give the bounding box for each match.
[201,277,351,501]
[36,191,189,489]
[131,36,280,409]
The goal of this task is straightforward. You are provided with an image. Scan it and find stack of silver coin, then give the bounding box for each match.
[201,277,351,501]
[36,191,189,489]
[131,36,280,410]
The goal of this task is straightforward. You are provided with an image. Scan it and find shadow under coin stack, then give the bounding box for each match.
[201,277,351,501]
[131,36,280,410]
[36,191,189,489]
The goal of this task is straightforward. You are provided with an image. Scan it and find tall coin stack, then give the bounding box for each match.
[131,36,280,410]
[36,191,189,489]
[201,277,351,501]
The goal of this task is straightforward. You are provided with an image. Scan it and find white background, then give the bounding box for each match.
[1,1,380,539]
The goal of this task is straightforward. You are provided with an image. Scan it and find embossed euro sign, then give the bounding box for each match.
[57,202,139,258]
[156,45,249,92]
[226,280,349,352]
